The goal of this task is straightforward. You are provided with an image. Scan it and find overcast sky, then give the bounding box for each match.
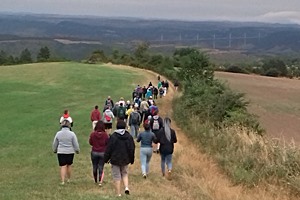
[1,0,300,24]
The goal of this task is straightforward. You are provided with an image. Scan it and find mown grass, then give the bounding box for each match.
[0,62,143,200]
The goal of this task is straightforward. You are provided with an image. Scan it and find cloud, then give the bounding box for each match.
[258,11,300,24]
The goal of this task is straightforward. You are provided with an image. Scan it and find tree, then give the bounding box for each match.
[37,46,50,62]
[0,50,8,65]
[262,58,287,77]
[87,50,107,64]
[134,42,149,61]
[19,48,32,64]
[175,48,214,86]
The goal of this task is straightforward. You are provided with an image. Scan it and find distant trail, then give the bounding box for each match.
[106,64,295,200]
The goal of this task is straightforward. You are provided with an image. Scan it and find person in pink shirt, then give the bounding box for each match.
[89,121,109,186]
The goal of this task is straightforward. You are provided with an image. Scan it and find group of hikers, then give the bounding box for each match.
[52,78,178,197]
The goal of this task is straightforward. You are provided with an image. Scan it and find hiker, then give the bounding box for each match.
[174,80,179,91]
[157,75,160,81]
[149,110,163,153]
[144,115,152,125]
[90,105,101,130]
[59,109,73,128]
[148,82,153,88]
[132,89,137,100]
[112,102,119,117]
[149,101,158,116]
[158,81,162,89]
[140,98,149,122]
[118,97,126,106]
[103,106,115,134]
[104,120,135,197]
[137,123,157,178]
[129,105,141,138]
[126,104,134,128]
[133,96,141,107]
[159,87,164,98]
[147,96,154,107]
[104,96,114,111]
[89,121,109,186]
[165,80,169,92]
[156,117,177,180]
[142,86,147,98]
[145,88,152,99]
[52,120,80,185]
[117,102,127,122]
[153,86,158,99]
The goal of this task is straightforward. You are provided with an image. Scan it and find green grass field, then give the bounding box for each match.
[0,62,145,200]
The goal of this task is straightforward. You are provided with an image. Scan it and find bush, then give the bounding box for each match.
[225,65,249,74]
[264,68,280,77]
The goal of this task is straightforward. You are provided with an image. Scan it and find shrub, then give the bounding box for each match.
[225,65,249,74]
[264,68,280,77]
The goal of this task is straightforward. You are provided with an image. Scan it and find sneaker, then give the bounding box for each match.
[167,170,172,180]
[60,181,65,185]
[67,179,71,184]
[117,194,121,197]
[125,187,130,195]
[142,174,147,179]
[98,183,102,187]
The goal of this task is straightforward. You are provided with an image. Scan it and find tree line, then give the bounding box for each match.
[0,46,51,65]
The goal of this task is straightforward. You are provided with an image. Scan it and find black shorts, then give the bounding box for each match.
[57,154,74,166]
[104,123,112,129]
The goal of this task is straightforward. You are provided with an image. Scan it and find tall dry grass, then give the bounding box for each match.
[173,100,300,198]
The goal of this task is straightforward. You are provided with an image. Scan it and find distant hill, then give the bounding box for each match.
[1,13,300,61]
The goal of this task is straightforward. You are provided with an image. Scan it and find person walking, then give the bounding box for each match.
[136,123,157,178]
[117,102,127,122]
[104,120,135,197]
[140,98,149,122]
[150,110,163,153]
[59,109,73,128]
[52,120,80,185]
[89,121,109,186]
[129,105,141,138]
[156,117,177,180]
[102,106,115,134]
[90,105,101,130]
[104,96,114,111]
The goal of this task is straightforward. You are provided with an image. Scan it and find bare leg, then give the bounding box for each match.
[66,165,72,181]
[114,180,121,196]
[60,166,67,183]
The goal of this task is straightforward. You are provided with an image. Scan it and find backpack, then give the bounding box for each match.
[131,112,139,125]
[118,107,125,119]
[152,118,160,130]
[104,113,112,122]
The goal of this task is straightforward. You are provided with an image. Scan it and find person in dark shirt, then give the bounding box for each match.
[104,120,135,197]
[156,117,177,180]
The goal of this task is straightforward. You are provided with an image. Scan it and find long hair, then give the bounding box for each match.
[164,117,172,142]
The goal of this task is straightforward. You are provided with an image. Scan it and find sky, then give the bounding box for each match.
[1,0,300,24]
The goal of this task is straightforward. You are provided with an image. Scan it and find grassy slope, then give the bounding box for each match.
[0,62,143,199]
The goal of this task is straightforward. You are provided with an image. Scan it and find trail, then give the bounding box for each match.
[98,64,295,200]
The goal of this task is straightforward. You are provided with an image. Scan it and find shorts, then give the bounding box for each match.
[111,164,128,181]
[57,154,74,166]
[104,123,112,129]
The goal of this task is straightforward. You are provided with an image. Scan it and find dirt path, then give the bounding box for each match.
[102,64,295,199]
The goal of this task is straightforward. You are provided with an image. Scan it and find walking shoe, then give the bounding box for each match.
[60,181,65,185]
[67,179,71,184]
[167,170,172,180]
[98,183,102,187]
[142,174,147,179]
[125,187,130,195]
